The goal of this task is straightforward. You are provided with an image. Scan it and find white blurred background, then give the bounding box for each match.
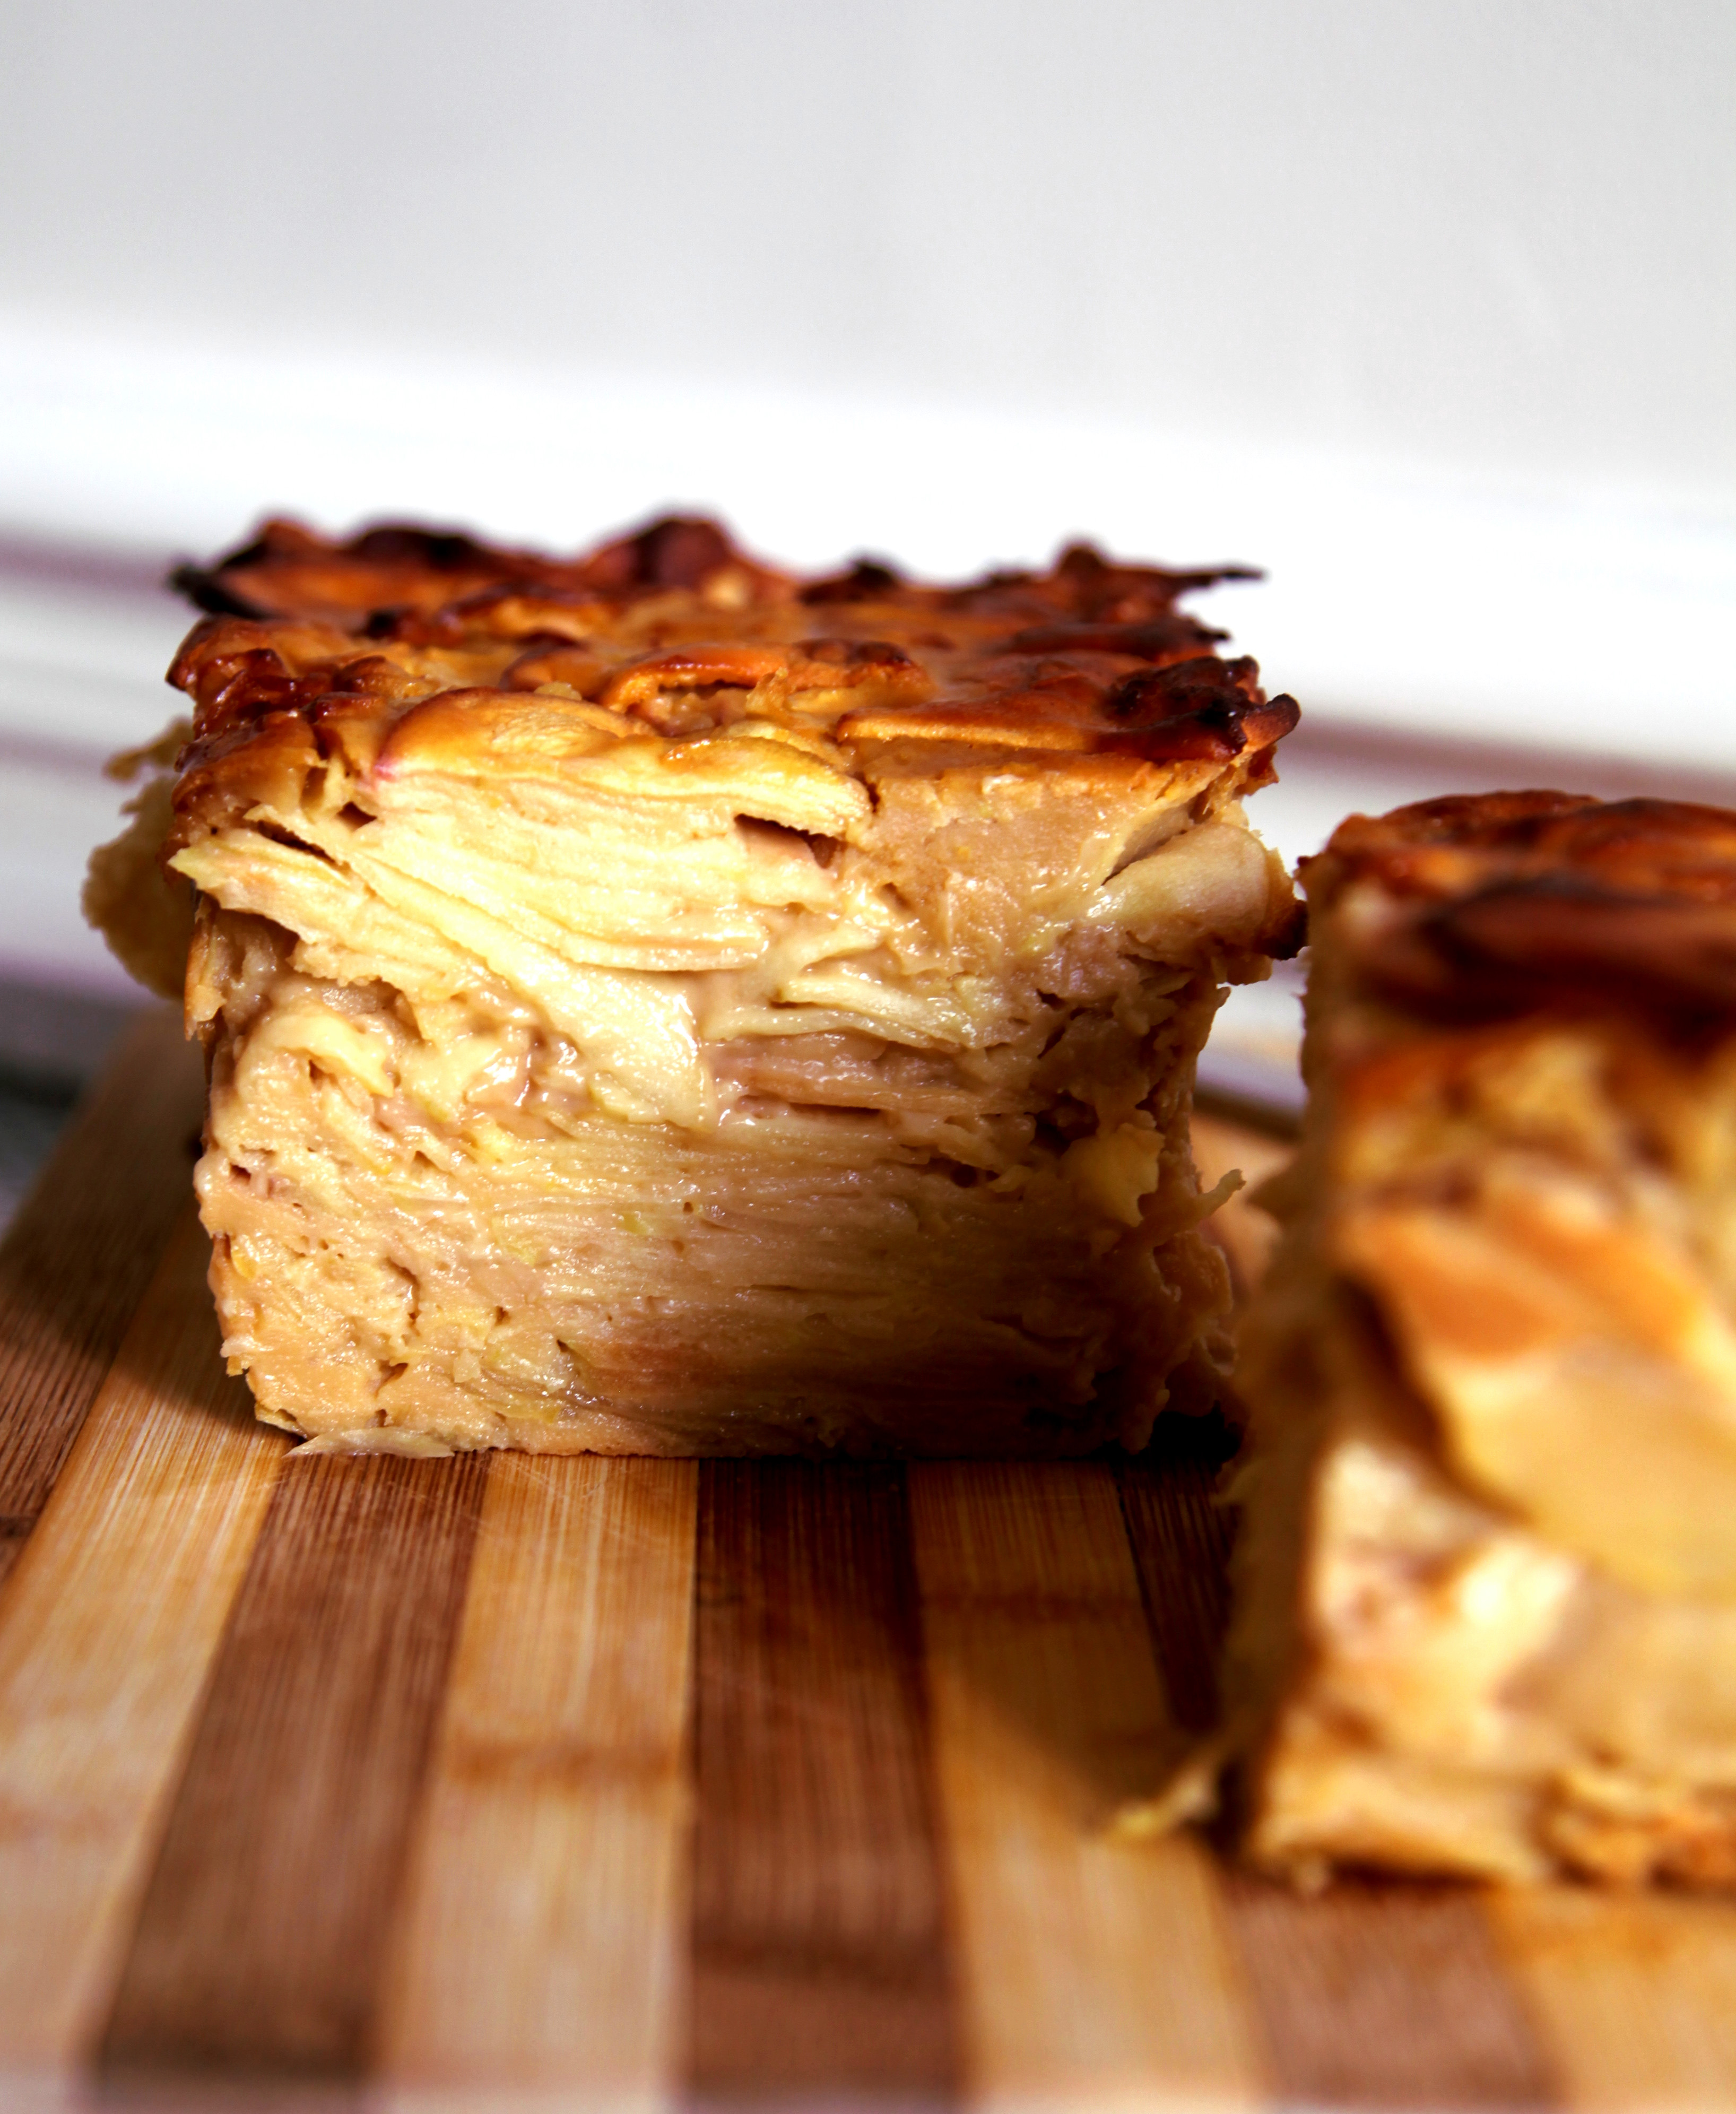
[0,0,1732,1147]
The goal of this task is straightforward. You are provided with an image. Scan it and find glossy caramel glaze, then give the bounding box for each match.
[1308,793,1736,1023]
[164,514,1301,865]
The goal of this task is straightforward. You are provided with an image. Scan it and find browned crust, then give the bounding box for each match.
[161,514,1299,851]
[1306,793,1736,1024]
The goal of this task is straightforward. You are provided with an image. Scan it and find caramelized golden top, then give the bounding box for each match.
[1309,792,1736,1021]
[163,514,1298,842]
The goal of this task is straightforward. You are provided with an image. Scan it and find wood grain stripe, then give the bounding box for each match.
[1227,1876,1556,2110]
[1118,1424,1556,2110]
[909,1461,1262,2109]
[0,1207,283,2071]
[380,1455,698,2100]
[1492,1890,1736,2110]
[100,1446,490,2083]
[1115,1416,1238,1736]
[0,1006,202,1588]
[689,1461,958,2103]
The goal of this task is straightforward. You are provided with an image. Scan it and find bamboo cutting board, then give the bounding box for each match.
[5,1010,1736,2110]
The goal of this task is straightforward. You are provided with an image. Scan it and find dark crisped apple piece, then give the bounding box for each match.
[1225,793,1736,1886]
[90,514,1301,1458]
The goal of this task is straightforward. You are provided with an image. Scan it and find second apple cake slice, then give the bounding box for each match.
[1226,792,1736,1886]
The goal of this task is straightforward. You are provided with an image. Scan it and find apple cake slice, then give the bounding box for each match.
[1226,793,1736,1885]
[88,514,1299,1456]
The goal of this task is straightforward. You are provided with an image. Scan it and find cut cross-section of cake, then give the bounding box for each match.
[87,514,1300,1457]
[1226,792,1736,1886]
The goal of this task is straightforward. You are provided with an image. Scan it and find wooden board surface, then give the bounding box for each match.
[3,1016,1736,2110]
